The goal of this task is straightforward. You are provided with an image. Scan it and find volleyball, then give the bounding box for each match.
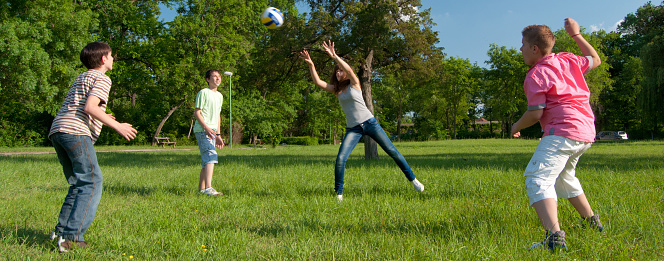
[261,7,284,29]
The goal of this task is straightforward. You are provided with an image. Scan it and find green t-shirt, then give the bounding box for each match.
[193,88,224,133]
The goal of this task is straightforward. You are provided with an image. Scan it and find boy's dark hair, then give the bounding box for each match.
[205,69,221,80]
[522,25,555,54]
[330,64,351,95]
[80,42,112,70]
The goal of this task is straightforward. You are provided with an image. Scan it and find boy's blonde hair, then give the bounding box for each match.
[522,25,555,54]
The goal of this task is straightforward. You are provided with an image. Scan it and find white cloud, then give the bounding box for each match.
[589,19,625,33]
[611,19,624,32]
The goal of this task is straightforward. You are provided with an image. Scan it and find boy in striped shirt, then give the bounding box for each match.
[48,42,137,252]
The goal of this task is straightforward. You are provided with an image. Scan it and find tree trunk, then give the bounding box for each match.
[452,103,458,139]
[396,86,403,141]
[359,50,379,160]
[152,95,188,145]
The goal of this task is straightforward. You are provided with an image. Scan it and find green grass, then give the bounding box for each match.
[0,139,662,260]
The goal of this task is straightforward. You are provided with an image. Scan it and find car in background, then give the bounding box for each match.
[595,131,628,141]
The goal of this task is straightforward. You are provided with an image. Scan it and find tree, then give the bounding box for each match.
[483,44,530,137]
[0,0,96,146]
[618,1,664,136]
[303,0,441,159]
[439,57,477,139]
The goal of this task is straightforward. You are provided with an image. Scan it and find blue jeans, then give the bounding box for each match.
[50,132,103,242]
[195,132,218,167]
[335,117,416,195]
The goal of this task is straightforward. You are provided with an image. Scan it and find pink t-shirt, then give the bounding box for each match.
[523,52,595,143]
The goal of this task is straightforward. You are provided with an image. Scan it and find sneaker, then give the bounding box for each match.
[336,194,343,202]
[57,236,89,253]
[201,187,223,196]
[528,230,568,252]
[50,231,57,240]
[582,214,604,232]
[412,179,424,192]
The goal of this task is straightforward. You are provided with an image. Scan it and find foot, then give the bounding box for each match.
[584,214,604,232]
[528,230,568,252]
[58,237,88,253]
[50,231,57,240]
[336,194,343,202]
[200,187,223,196]
[412,179,424,192]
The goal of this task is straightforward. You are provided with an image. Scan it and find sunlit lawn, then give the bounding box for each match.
[0,139,662,259]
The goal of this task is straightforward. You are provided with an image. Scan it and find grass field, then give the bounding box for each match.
[0,139,662,260]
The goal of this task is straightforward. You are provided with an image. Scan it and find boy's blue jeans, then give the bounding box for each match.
[334,117,416,195]
[50,132,103,242]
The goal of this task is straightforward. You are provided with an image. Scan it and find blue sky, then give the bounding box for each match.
[421,0,652,67]
[159,0,653,67]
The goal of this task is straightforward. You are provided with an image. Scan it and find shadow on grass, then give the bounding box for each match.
[1,145,661,174]
[0,227,55,252]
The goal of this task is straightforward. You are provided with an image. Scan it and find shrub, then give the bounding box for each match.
[281,136,319,145]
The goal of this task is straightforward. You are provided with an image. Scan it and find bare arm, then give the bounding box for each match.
[215,113,224,149]
[321,41,361,89]
[511,109,543,138]
[84,95,137,141]
[565,18,601,70]
[194,108,217,140]
[299,50,335,93]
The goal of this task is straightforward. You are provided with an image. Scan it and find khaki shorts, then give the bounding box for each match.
[524,135,592,205]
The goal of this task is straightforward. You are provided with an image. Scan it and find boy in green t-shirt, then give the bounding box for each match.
[194,69,225,196]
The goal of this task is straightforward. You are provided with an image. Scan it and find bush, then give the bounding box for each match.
[281,136,319,145]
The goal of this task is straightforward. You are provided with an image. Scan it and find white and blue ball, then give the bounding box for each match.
[261,7,284,29]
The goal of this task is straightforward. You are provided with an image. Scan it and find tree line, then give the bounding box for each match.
[1,0,662,148]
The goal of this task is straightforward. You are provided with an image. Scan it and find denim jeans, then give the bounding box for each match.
[51,132,103,242]
[195,131,218,167]
[334,117,416,195]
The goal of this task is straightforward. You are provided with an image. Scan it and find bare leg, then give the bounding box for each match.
[567,193,594,218]
[532,198,561,232]
[199,163,215,190]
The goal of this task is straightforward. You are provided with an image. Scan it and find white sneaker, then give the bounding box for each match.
[57,236,67,253]
[202,187,223,196]
[50,231,57,240]
[412,179,424,192]
[336,194,343,201]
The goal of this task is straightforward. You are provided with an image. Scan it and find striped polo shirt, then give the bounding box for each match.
[49,69,112,142]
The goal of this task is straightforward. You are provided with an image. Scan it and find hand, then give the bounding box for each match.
[115,123,138,141]
[564,18,580,36]
[215,136,224,149]
[321,40,337,58]
[511,124,521,138]
[299,50,314,66]
[205,128,216,140]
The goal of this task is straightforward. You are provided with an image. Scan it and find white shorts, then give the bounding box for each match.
[524,135,592,205]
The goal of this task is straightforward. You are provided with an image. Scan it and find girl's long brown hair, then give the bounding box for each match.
[330,64,351,95]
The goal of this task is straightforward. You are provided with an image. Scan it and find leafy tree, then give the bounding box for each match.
[302,0,441,159]
[0,0,96,146]
[439,57,478,139]
[618,1,664,136]
[483,44,529,137]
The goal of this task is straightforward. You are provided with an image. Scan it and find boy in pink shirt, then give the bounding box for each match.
[511,18,604,252]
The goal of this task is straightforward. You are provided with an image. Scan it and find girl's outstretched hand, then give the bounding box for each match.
[299,50,314,66]
[322,40,337,58]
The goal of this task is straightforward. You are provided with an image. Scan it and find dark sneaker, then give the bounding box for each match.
[529,230,568,252]
[58,237,88,253]
[584,214,604,232]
